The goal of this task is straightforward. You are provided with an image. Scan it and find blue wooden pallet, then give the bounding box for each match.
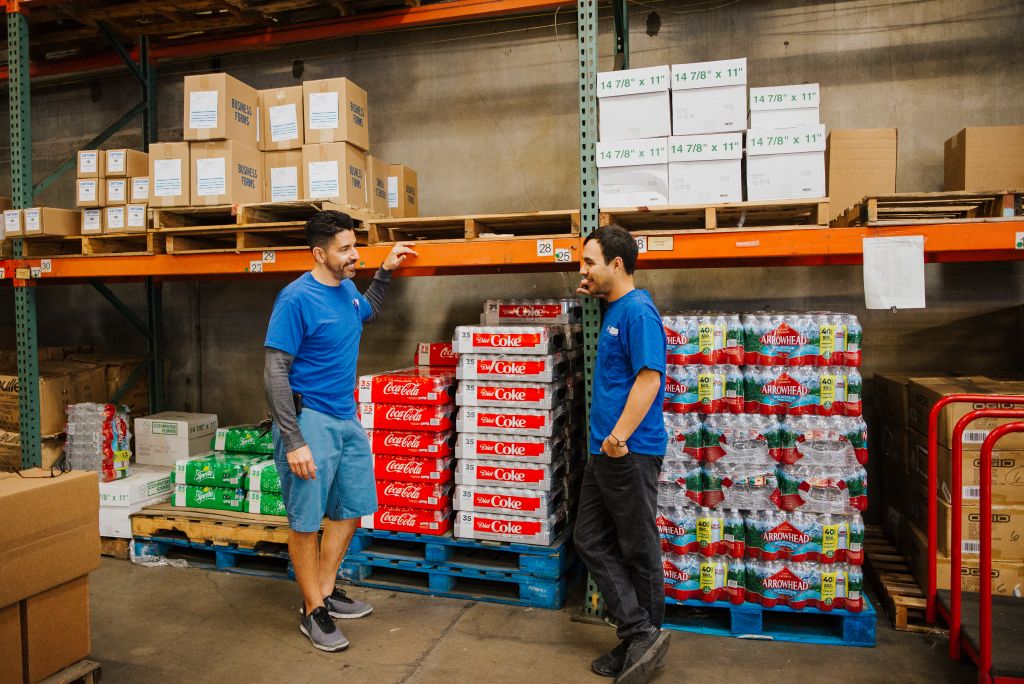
[338,556,582,610]
[346,528,573,580]
[133,535,291,580]
[662,595,876,647]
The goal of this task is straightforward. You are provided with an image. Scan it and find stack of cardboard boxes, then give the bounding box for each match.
[746,83,826,201]
[3,204,82,243]
[76,148,151,235]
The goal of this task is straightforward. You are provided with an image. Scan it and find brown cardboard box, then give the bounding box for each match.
[0,361,105,435]
[23,576,91,682]
[190,140,263,206]
[936,495,1024,560]
[0,469,100,607]
[302,78,369,150]
[264,150,304,203]
[259,86,304,152]
[944,126,1024,192]
[23,207,80,237]
[81,209,103,235]
[104,206,126,234]
[387,165,418,218]
[0,601,22,684]
[106,177,129,206]
[906,425,1024,506]
[76,149,105,178]
[302,143,367,209]
[105,148,148,178]
[0,431,65,471]
[131,176,150,203]
[908,376,1024,450]
[825,129,898,219]
[126,203,148,233]
[149,142,191,208]
[183,72,258,147]
[75,178,106,208]
[67,353,151,416]
[3,209,23,239]
[365,155,390,216]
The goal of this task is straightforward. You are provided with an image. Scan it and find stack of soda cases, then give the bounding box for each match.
[170,425,275,513]
[659,311,867,612]
[358,364,458,535]
[452,299,586,546]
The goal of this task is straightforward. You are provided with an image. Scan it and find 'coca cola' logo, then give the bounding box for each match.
[379,511,421,527]
[383,459,427,475]
[384,406,429,422]
[382,381,428,397]
[382,482,430,499]
[439,346,458,359]
[383,433,428,448]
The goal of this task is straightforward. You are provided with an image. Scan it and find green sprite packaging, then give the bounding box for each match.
[172,483,245,512]
[172,452,265,488]
[213,425,274,454]
[246,460,282,494]
[245,490,287,516]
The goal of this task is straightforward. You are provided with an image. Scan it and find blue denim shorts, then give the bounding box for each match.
[273,408,378,533]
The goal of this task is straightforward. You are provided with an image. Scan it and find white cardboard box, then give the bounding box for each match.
[98,465,173,507]
[134,412,218,466]
[597,66,671,142]
[746,125,827,201]
[100,494,170,538]
[668,132,743,204]
[749,83,820,129]
[596,137,669,208]
[671,58,747,135]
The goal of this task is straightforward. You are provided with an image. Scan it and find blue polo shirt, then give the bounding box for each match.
[589,289,667,456]
[265,272,371,420]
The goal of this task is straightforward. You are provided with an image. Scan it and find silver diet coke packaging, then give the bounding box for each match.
[454,459,564,491]
[454,485,564,519]
[457,353,568,383]
[455,433,565,464]
[414,342,459,367]
[359,403,455,432]
[454,509,566,546]
[373,454,454,483]
[376,480,453,510]
[366,429,454,458]
[361,506,453,535]
[453,325,564,355]
[456,380,568,410]
[482,298,582,325]
[457,405,566,438]
[358,367,455,405]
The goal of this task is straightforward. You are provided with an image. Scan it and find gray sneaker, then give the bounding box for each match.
[300,606,349,652]
[325,587,373,619]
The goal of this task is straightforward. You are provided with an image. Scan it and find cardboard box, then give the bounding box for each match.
[100,494,169,538]
[944,126,1024,192]
[597,66,671,141]
[183,72,258,146]
[126,204,148,233]
[906,426,1024,506]
[746,125,827,201]
[303,143,367,209]
[264,149,304,203]
[826,129,898,218]
[23,207,80,237]
[81,209,103,235]
[3,209,22,238]
[749,84,821,128]
[670,58,747,135]
[106,177,128,206]
[190,140,263,206]
[907,376,1024,451]
[668,132,743,204]
[387,164,418,218]
[596,137,669,208]
[105,148,149,178]
[149,142,191,208]
[302,78,369,151]
[23,576,91,682]
[0,470,100,607]
[135,411,218,466]
[0,431,64,471]
[259,86,304,151]
[75,178,106,208]
[0,361,104,435]
[98,465,172,507]
[67,353,150,415]
[77,149,105,178]
[365,155,390,216]
[0,602,22,684]
[104,206,126,233]
[131,177,150,203]
[936,495,1024,560]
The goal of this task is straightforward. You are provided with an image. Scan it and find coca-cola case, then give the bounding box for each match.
[455,433,565,464]
[457,353,568,383]
[376,480,452,510]
[454,458,565,491]
[483,299,582,325]
[454,509,566,546]
[361,506,453,535]
[367,429,454,457]
[374,454,454,483]
[414,342,459,367]
[358,367,455,406]
[454,485,564,519]
[457,405,566,438]
[359,402,455,432]
[455,380,568,410]
[453,325,566,356]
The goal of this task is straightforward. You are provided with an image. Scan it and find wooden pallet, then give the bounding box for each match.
[602,198,830,232]
[100,536,130,560]
[20,232,164,258]
[236,200,382,226]
[831,190,1022,227]
[131,502,291,549]
[39,659,101,684]
[366,210,581,244]
[864,525,948,635]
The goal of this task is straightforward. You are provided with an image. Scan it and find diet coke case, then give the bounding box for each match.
[454,509,566,546]
[457,353,568,383]
[483,299,582,325]
[455,433,565,464]
[374,454,454,483]
[359,403,455,432]
[455,459,564,491]
[367,429,454,458]
[457,405,566,438]
[361,506,453,535]
[414,342,459,367]
[376,480,452,510]
[453,325,564,355]
[454,485,564,519]
[358,367,455,405]
[456,380,568,410]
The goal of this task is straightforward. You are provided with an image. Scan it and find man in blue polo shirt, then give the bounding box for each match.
[264,210,415,652]
[574,225,670,684]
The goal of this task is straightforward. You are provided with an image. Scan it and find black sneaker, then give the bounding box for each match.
[325,587,373,619]
[614,630,670,684]
[299,605,349,652]
[591,640,629,677]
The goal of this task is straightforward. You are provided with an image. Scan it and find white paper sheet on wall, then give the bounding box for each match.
[863,235,926,309]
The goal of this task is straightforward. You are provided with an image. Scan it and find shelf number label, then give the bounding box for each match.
[262,251,276,263]
[554,248,571,263]
[1016,232,1024,250]
[249,260,264,273]
[30,267,42,279]
[635,236,648,254]
[40,259,52,273]
[0,268,5,279]
[536,239,553,257]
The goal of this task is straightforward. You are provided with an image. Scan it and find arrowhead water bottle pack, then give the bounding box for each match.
[64,402,133,482]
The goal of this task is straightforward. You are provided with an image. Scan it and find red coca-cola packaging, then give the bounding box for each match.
[359,402,455,432]
[453,325,564,355]
[414,342,459,367]
[456,405,565,438]
[454,458,564,491]
[482,299,581,325]
[366,429,454,457]
[376,480,452,510]
[455,433,564,464]
[374,454,454,483]
[457,353,568,383]
[361,506,453,535]
[453,485,563,519]
[358,367,455,406]
[454,510,565,546]
[455,380,567,410]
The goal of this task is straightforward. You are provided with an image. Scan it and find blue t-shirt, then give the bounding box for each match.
[265,272,372,420]
[589,289,668,456]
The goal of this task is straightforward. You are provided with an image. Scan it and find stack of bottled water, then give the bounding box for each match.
[64,402,131,482]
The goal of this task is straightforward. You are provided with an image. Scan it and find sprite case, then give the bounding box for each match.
[663,552,746,604]
[213,425,274,454]
[245,490,287,516]
[172,452,265,488]
[172,483,245,512]
[246,460,282,493]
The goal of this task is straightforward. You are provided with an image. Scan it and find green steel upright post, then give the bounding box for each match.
[141,36,164,412]
[8,5,42,469]
[612,0,629,70]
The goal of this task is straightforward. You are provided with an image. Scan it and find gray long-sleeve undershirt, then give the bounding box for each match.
[264,268,392,453]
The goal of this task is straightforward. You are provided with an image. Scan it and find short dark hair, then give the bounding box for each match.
[584,225,638,274]
[305,210,355,250]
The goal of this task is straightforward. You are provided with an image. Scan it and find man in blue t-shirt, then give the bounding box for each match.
[264,210,415,652]
[574,225,670,684]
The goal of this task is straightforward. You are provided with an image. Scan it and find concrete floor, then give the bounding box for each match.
[89,558,974,683]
